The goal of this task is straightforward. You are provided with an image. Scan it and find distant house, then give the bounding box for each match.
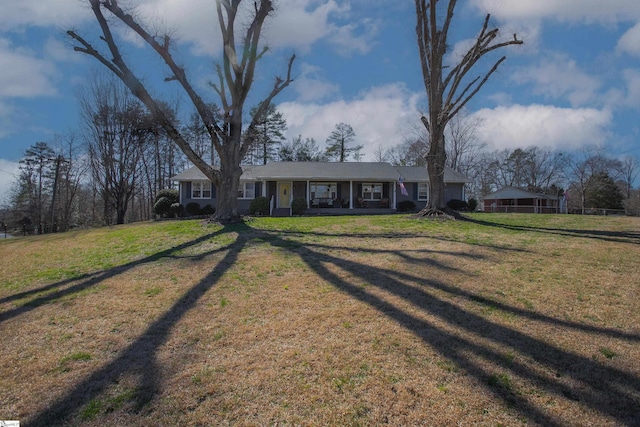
[481,187,562,214]
[171,162,471,215]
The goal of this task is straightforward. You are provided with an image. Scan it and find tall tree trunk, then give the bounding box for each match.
[427,132,447,209]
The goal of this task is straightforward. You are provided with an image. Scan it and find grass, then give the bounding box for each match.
[0,213,639,426]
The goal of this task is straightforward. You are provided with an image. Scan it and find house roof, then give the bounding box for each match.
[482,186,558,200]
[395,165,472,183]
[171,162,470,183]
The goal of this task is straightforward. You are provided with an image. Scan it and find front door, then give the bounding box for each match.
[278,182,292,208]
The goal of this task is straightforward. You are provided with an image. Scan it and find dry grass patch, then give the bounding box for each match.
[1,214,639,426]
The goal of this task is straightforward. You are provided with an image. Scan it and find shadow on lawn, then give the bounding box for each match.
[260,227,640,426]
[25,223,640,426]
[0,228,234,323]
[26,224,250,426]
[462,215,640,245]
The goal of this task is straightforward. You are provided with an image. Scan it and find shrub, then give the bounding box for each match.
[467,198,478,212]
[153,197,173,217]
[156,188,179,203]
[153,188,179,217]
[171,203,185,217]
[291,198,308,215]
[398,200,416,212]
[185,202,202,216]
[250,197,269,216]
[201,204,216,215]
[447,199,468,211]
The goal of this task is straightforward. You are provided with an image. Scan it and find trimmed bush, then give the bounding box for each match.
[153,197,173,217]
[156,188,179,203]
[397,200,416,212]
[185,202,202,216]
[447,199,468,211]
[201,204,215,215]
[153,188,179,217]
[171,203,185,217]
[250,197,269,216]
[291,198,308,215]
[468,198,478,212]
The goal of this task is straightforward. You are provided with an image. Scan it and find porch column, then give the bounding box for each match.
[349,181,353,209]
[392,181,397,209]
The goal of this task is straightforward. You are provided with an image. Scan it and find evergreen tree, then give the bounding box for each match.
[585,172,624,210]
[279,135,326,161]
[14,142,56,234]
[245,103,287,165]
[325,123,363,162]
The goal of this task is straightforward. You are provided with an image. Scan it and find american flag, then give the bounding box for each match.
[398,176,408,196]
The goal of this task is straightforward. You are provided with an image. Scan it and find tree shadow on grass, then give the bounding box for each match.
[26,224,251,426]
[0,228,236,323]
[259,227,640,426]
[463,215,640,245]
[22,223,640,425]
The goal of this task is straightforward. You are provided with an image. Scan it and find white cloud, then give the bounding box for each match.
[325,17,379,56]
[0,0,92,31]
[0,159,20,205]
[291,63,340,102]
[621,69,640,108]
[470,0,640,24]
[0,39,58,98]
[278,83,423,159]
[0,101,18,139]
[511,53,601,107]
[617,23,640,57]
[472,104,612,151]
[130,0,375,57]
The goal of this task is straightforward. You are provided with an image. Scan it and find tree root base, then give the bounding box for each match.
[411,207,461,220]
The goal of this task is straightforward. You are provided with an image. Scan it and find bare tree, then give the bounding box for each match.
[445,110,485,173]
[68,0,295,223]
[51,133,88,232]
[80,77,149,225]
[415,0,522,214]
[617,156,639,202]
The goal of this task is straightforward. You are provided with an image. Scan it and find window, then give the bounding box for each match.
[238,182,255,199]
[362,183,382,200]
[417,183,429,201]
[192,181,211,199]
[310,182,337,200]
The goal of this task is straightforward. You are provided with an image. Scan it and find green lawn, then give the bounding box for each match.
[1,213,639,426]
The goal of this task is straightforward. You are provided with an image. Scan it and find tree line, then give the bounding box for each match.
[5,83,638,235]
[1,72,366,234]
[2,0,638,233]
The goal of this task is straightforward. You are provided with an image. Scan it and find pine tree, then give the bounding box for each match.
[325,123,363,162]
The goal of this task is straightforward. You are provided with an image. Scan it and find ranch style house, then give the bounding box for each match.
[171,161,471,216]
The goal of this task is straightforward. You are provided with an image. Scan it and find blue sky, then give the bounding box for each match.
[1,0,640,203]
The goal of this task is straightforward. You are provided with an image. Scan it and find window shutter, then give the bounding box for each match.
[211,183,216,199]
[413,183,418,200]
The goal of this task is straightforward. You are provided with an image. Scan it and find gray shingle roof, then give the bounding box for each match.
[171,162,470,183]
[482,186,558,200]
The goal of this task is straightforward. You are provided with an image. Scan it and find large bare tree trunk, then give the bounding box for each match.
[68,0,294,224]
[415,0,522,216]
